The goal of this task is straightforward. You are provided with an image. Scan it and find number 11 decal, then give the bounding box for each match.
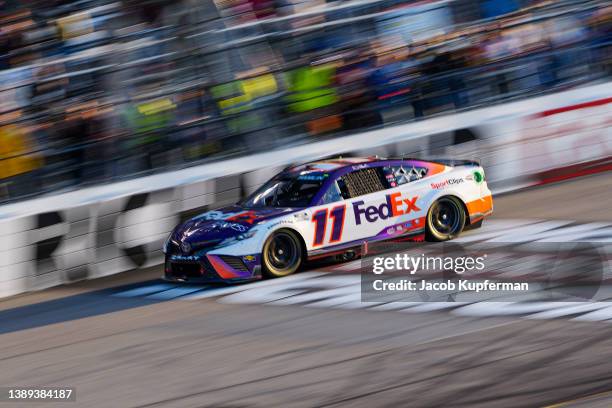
[312,205,346,247]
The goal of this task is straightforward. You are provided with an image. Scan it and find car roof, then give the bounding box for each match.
[285,156,447,175]
[285,157,379,174]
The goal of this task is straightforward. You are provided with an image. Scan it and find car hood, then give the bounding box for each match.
[172,205,300,248]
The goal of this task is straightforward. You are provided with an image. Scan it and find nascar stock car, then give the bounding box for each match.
[162,157,493,282]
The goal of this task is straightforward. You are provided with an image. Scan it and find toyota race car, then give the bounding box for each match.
[163,157,493,283]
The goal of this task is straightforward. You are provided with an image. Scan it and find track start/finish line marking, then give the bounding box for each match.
[109,219,612,322]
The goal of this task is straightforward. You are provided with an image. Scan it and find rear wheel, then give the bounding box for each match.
[426,196,466,241]
[262,229,303,278]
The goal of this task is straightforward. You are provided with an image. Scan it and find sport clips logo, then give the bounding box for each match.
[353,193,420,225]
[431,178,464,189]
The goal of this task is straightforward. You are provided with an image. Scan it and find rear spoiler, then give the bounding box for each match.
[393,157,480,167]
[428,159,480,167]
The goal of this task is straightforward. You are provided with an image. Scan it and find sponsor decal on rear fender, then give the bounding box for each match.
[431,178,464,189]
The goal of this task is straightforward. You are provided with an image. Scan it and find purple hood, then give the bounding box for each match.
[172,205,299,249]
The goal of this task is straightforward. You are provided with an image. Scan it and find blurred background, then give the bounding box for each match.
[1,2,611,404]
[0,0,610,203]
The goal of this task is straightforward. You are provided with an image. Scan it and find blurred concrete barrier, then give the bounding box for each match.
[0,83,610,298]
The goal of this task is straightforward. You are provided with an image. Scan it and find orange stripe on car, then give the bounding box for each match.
[466,195,493,219]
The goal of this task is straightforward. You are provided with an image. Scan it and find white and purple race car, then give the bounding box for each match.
[163,157,493,283]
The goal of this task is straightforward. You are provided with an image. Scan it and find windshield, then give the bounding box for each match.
[240,175,324,208]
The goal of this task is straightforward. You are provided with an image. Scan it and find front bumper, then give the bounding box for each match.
[164,253,262,283]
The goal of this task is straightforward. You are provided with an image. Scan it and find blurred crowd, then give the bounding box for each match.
[0,0,610,202]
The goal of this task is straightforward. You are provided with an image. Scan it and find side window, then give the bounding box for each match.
[337,167,388,198]
[321,181,343,204]
[337,178,350,199]
[390,165,428,185]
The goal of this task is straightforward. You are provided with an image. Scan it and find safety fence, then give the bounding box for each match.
[1,35,610,203]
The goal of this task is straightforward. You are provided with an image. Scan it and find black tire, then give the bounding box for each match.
[262,229,303,278]
[426,196,466,241]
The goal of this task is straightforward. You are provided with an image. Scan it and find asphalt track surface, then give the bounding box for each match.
[0,173,611,408]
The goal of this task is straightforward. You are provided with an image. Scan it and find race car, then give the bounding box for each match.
[163,157,493,283]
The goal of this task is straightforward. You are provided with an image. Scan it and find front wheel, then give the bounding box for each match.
[426,196,466,241]
[262,229,303,278]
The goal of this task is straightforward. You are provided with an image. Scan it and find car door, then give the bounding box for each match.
[305,163,429,251]
[305,165,394,250]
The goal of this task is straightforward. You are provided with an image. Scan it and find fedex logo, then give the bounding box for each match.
[353,193,420,225]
